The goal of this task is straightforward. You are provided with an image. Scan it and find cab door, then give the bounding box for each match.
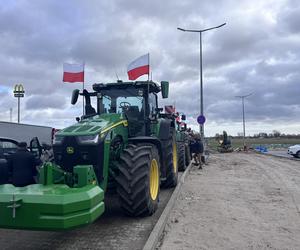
[30,137,42,160]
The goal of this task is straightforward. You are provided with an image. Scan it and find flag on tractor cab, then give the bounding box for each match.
[127,53,150,80]
[165,105,175,114]
[63,63,84,83]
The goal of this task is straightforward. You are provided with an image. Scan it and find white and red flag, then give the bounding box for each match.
[127,53,150,80]
[63,63,85,83]
[165,105,175,114]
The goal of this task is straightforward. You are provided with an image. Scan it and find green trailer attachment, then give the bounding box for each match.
[0,163,105,230]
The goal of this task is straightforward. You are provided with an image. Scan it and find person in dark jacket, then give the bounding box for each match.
[191,134,204,169]
[8,142,39,187]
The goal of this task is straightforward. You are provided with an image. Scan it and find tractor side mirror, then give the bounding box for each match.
[181,114,186,121]
[161,81,169,99]
[155,108,163,113]
[71,89,80,105]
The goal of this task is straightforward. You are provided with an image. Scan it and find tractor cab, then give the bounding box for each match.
[72,80,169,137]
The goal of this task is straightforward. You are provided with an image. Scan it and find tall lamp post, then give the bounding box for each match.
[13,84,25,123]
[177,23,226,139]
[235,93,253,150]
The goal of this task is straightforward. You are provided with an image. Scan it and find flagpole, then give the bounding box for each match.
[83,63,85,115]
[147,53,150,136]
[147,53,150,94]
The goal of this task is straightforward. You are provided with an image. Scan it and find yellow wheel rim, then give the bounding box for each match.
[150,159,159,201]
[173,141,178,173]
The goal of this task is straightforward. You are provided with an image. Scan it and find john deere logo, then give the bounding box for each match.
[66,147,74,154]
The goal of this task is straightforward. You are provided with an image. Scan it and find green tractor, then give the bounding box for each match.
[174,114,191,171]
[0,80,178,230]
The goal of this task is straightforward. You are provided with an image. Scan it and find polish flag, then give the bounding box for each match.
[165,105,175,114]
[63,63,84,83]
[127,53,150,80]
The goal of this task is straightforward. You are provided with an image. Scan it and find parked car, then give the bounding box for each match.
[287,144,300,158]
[0,138,19,159]
[0,138,19,184]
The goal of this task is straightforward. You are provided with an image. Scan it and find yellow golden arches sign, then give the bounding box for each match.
[13,84,25,97]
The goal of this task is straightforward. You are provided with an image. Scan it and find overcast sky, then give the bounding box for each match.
[0,0,299,136]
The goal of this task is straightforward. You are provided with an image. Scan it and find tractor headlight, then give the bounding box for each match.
[77,134,99,144]
[53,135,64,145]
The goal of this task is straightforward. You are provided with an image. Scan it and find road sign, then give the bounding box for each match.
[197,115,206,125]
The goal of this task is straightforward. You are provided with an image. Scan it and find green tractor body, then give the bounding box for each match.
[0,80,178,230]
[174,114,191,171]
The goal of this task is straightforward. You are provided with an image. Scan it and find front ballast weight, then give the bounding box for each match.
[0,163,104,230]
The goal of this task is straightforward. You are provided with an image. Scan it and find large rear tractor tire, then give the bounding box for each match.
[116,144,160,216]
[178,142,186,171]
[161,129,178,188]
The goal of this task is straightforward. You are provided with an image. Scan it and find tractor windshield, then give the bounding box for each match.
[97,87,144,115]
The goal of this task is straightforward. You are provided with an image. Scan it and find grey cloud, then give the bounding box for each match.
[25,94,67,110]
[0,0,299,135]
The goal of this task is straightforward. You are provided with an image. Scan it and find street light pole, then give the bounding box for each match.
[177,23,226,140]
[199,32,203,137]
[17,96,20,123]
[235,93,253,150]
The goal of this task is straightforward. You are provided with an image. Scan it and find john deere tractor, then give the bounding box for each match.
[175,114,191,171]
[0,80,178,230]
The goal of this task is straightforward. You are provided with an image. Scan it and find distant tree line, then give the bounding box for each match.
[211,130,300,139]
[251,130,300,138]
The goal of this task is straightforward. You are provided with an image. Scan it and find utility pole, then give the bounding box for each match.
[177,23,226,140]
[10,108,12,122]
[235,93,253,150]
[13,84,25,123]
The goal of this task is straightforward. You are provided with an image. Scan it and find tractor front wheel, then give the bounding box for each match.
[116,144,160,216]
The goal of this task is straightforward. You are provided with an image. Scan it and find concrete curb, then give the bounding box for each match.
[143,163,193,250]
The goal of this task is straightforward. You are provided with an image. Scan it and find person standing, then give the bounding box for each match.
[8,142,40,187]
[192,134,204,169]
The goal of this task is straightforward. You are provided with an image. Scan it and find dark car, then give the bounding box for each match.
[0,138,19,184]
[0,138,19,160]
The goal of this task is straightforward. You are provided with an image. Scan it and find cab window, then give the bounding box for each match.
[1,141,18,149]
[148,93,157,115]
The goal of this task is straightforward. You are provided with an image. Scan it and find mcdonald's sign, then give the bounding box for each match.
[13,84,25,98]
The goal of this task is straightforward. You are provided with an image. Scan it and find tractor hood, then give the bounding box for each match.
[57,113,128,136]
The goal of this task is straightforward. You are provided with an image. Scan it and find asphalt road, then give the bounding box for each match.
[265,150,300,160]
[0,174,181,250]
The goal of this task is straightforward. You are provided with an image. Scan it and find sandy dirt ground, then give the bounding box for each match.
[158,152,300,250]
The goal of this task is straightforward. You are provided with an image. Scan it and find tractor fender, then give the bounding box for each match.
[128,136,163,163]
[158,119,175,140]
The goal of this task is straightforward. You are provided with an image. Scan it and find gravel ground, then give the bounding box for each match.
[158,152,300,250]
